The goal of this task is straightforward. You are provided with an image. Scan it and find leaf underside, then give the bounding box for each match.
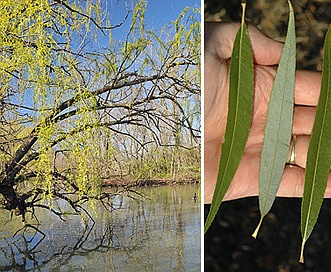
[204,4,254,233]
[300,22,331,263]
[252,0,296,238]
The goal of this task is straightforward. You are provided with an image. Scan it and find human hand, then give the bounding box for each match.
[204,22,329,203]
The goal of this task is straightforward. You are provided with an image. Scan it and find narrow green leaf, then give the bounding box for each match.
[300,22,331,263]
[204,3,254,233]
[252,0,296,238]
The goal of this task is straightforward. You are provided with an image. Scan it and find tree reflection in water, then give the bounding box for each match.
[0,185,200,271]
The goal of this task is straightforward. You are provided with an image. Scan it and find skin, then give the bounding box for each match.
[204,22,331,203]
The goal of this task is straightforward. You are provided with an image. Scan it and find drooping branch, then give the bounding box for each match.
[0,73,165,186]
[52,0,131,34]
[0,0,200,227]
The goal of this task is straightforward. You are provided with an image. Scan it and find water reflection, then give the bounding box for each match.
[0,184,200,271]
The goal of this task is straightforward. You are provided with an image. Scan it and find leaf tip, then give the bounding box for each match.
[204,224,210,235]
[204,208,217,235]
[252,217,263,239]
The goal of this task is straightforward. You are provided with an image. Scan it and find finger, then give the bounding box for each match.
[293,106,315,135]
[254,69,320,120]
[294,70,321,106]
[287,135,331,172]
[221,164,331,202]
[292,135,309,168]
[247,24,284,65]
[205,22,283,65]
[287,135,309,168]
[278,166,331,198]
[277,166,305,197]
[222,135,326,202]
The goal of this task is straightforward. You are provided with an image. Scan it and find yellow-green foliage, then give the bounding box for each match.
[0,0,107,199]
[0,0,200,203]
[35,118,54,198]
[130,0,147,37]
[63,126,107,198]
[0,0,51,95]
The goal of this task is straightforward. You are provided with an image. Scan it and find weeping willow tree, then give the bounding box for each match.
[0,0,200,224]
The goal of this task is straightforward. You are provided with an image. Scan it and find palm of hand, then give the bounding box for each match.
[205,57,278,202]
[204,23,325,203]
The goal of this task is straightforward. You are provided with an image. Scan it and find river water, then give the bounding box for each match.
[0,184,200,271]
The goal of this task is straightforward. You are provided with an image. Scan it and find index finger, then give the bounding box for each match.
[205,22,284,65]
[295,70,321,106]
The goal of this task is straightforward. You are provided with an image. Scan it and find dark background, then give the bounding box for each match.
[205,199,331,271]
[205,0,331,71]
[204,0,331,271]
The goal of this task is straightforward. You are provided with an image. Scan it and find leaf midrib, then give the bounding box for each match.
[204,24,250,233]
[218,25,246,191]
[302,51,331,242]
[261,38,291,215]
[260,53,292,216]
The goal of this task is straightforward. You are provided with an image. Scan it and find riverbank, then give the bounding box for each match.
[102,177,200,187]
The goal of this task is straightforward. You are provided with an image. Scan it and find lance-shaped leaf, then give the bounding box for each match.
[300,22,331,263]
[252,0,296,239]
[204,3,254,233]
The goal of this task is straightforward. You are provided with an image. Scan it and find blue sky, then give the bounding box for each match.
[140,0,200,28]
[17,0,201,111]
[107,0,200,40]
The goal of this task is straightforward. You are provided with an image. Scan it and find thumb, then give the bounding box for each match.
[205,22,284,65]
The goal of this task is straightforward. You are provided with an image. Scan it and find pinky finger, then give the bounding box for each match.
[278,165,331,198]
